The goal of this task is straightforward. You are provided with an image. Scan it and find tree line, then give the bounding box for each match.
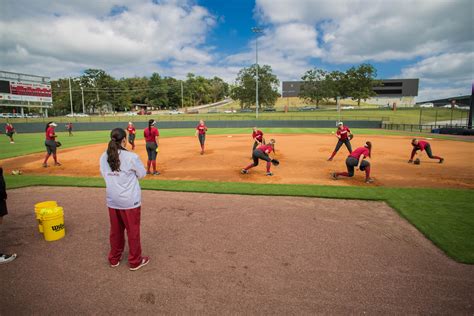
[51,69,230,115]
[229,63,379,109]
[298,64,379,107]
[49,63,378,115]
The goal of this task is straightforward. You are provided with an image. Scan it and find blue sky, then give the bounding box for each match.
[1,0,472,101]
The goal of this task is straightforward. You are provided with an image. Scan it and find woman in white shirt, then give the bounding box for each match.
[99,128,149,271]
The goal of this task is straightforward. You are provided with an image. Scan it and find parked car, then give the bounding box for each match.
[263,108,276,112]
[168,110,184,115]
[298,106,317,111]
[441,104,462,109]
[124,111,138,116]
[224,110,237,113]
[341,106,355,110]
[66,113,89,117]
[419,103,434,108]
[208,109,219,114]
[240,108,253,113]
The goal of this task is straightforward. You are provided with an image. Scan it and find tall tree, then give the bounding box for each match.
[323,70,351,101]
[149,73,169,108]
[231,64,280,109]
[346,63,379,106]
[299,68,329,107]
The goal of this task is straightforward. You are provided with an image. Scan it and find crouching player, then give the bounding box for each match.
[331,141,373,183]
[408,139,444,164]
[241,139,276,176]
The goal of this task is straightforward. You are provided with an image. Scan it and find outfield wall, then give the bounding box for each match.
[9,120,382,133]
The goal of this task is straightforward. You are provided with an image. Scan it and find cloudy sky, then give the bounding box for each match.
[1,0,472,101]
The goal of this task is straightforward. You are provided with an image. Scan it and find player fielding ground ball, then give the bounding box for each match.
[408,139,444,164]
[100,128,149,271]
[42,122,61,168]
[5,123,15,144]
[126,122,136,150]
[241,139,278,176]
[251,127,265,154]
[331,141,374,183]
[328,122,353,161]
[144,119,160,175]
[196,120,208,155]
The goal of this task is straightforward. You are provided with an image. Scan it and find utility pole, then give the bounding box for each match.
[181,81,184,108]
[469,84,473,129]
[68,77,74,116]
[81,86,85,114]
[252,27,263,119]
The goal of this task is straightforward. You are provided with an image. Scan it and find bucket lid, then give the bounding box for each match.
[41,206,64,219]
[35,201,58,208]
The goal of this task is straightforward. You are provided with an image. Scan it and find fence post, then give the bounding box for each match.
[434,109,438,126]
[418,107,423,126]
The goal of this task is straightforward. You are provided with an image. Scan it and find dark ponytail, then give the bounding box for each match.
[365,141,372,158]
[148,119,154,134]
[107,128,126,172]
[45,121,53,132]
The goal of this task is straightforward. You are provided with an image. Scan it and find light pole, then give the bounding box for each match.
[68,77,74,116]
[252,27,263,119]
[81,86,85,114]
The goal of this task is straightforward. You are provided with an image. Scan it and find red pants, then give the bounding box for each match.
[108,207,143,268]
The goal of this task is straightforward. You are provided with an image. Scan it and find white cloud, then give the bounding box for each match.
[400,52,474,83]
[256,0,473,63]
[399,52,473,101]
[249,0,473,100]
[0,0,472,103]
[0,0,216,78]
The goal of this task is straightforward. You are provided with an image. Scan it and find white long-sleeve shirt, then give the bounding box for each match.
[99,150,146,209]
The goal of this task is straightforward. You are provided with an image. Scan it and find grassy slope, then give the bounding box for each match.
[1,128,470,160]
[5,175,473,264]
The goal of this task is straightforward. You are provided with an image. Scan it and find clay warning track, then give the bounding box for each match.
[1,134,473,188]
[1,187,473,314]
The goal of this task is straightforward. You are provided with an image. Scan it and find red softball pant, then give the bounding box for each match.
[108,206,143,268]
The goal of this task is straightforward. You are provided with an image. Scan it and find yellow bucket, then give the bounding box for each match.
[34,201,58,233]
[41,207,65,242]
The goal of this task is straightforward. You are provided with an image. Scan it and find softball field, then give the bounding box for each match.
[0,132,473,314]
[1,134,473,188]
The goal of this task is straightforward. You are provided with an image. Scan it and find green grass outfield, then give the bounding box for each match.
[5,175,474,264]
[1,128,471,160]
[1,107,469,125]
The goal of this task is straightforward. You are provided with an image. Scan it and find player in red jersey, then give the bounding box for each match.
[252,127,265,152]
[331,141,373,183]
[43,122,61,167]
[408,139,444,163]
[65,122,73,136]
[328,122,353,161]
[5,123,15,144]
[126,122,136,150]
[241,139,276,176]
[144,119,159,175]
[195,120,208,155]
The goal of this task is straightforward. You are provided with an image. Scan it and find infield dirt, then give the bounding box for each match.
[1,134,473,188]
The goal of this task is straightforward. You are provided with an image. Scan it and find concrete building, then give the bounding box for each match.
[0,70,52,117]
